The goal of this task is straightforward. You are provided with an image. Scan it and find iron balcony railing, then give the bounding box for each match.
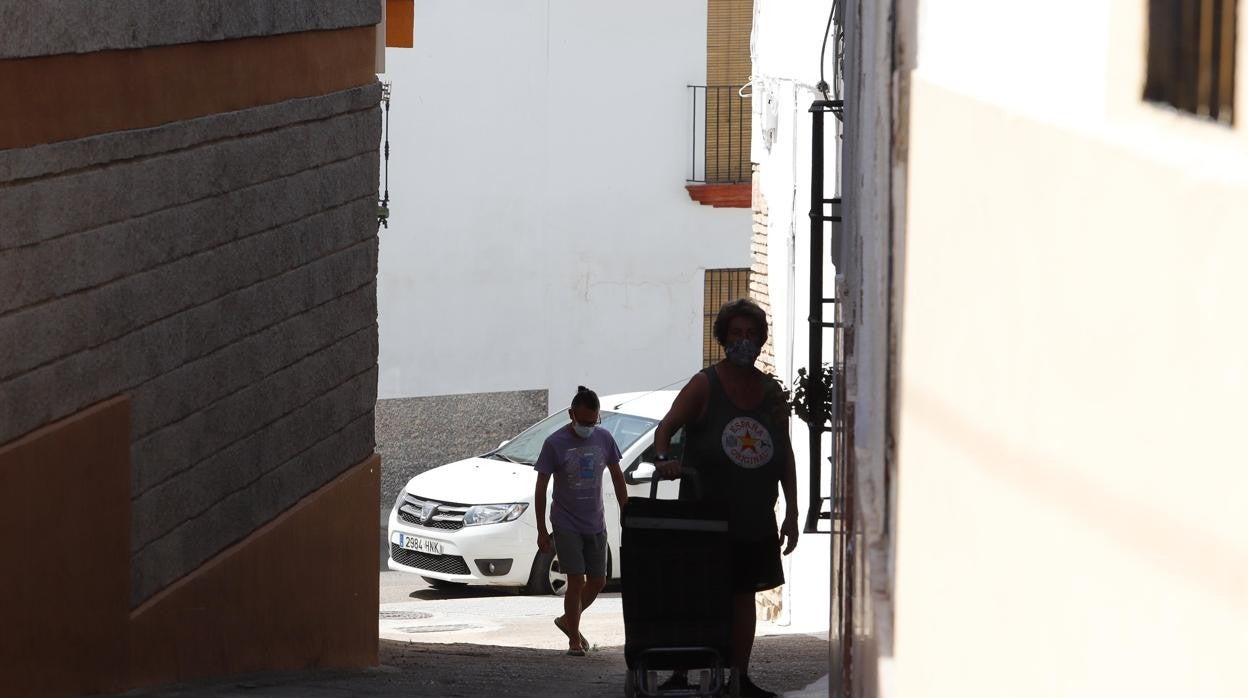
[686,85,752,185]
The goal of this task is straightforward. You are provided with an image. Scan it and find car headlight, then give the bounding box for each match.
[462,503,529,526]
[393,488,407,512]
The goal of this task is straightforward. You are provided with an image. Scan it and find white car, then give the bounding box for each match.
[386,390,683,595]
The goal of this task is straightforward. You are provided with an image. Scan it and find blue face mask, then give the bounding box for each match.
[572,424,594,438]
[725,338,761,367]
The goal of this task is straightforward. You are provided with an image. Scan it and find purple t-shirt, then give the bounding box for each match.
[535,426,622,534]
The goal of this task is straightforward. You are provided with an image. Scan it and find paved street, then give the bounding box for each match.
[115,518,831,696]
[125,572,831,697]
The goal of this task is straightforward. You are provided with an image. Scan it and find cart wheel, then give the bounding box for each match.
[645,671,660,695]
[727,670,741,698]
[624,669,636,697]
[697,669,712,695]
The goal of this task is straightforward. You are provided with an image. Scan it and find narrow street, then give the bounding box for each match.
[123,579,830,696]
[123,632,830,697]
[116,518,830,696]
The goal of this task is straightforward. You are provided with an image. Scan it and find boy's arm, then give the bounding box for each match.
[534,471,552,552]
[606,461,628,511]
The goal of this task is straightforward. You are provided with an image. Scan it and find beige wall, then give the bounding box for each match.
[892,1,1248,695]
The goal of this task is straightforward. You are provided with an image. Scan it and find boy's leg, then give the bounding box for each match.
[551,530,590,650]
[563,574,587,649]
[579,531,609,613]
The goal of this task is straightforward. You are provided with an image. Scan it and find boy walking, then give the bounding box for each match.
[534,386,628,656]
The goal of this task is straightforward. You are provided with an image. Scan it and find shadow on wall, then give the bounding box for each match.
[375,389,548,501]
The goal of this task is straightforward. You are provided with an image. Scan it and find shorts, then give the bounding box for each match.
[551,529,608,578]
[732,533,785,593]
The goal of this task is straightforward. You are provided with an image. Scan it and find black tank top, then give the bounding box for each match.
[679,366,787,540]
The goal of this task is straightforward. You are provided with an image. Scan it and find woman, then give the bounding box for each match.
[652,298,799,698]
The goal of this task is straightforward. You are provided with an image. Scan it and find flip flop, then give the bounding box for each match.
[566,647,586,657]
[554,616,589,650]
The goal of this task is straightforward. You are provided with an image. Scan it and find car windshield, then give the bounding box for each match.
[489,410,659,465]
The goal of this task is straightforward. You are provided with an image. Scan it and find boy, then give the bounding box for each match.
[534,386,628,656]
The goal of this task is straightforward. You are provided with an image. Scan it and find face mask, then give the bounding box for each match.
[725,338,761,367]
[572,424,594,438]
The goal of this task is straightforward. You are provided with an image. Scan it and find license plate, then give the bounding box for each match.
[399,533,443,555]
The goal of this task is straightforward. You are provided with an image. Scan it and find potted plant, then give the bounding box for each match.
[789,363,836,426]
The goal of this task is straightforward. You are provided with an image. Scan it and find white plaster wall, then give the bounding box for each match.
[893,1,1248,696]
[376,0,750,408]
[749,0,838,634]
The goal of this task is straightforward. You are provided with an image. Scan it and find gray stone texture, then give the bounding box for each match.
[0,0,381,59]
[375,390,550,504]
[0,186,379,380]
[131,325,378,496]
[132,411,376,604]
[0,220,380,447]
[0,154,379,316]
[130,279,378,488]
[132,365,378,551]
[0,84,382,606]
[0,105,381,250]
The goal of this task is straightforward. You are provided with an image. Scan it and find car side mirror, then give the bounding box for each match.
[625,461,656,485]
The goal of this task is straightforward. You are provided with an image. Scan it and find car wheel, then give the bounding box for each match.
[526,549,568,596]
[421,576,467,590]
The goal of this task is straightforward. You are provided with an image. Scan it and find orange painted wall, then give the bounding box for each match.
[386,0,415,48]
[0,26,378,150]
[0,398,131,698]
[0,398,380,696]
[129,455,380,688]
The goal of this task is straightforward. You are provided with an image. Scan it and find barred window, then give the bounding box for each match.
[1144,0,1237,124]
[703,269,750,367]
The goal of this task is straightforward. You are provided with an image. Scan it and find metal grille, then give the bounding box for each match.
[687,85,752,184]
[389,543,470,575]
[396,494,468,531]
[703,269,750,367]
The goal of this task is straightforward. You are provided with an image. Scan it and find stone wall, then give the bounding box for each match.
[376,389,549,504]
[0,0,383,606]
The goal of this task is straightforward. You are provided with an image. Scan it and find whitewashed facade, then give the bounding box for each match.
[377,0,751,409]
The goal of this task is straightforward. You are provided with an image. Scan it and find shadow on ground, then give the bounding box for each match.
[125,634,830,697]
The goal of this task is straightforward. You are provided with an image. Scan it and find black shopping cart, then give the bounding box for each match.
[621,470,739,697]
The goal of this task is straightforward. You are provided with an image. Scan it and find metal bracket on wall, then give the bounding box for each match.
[378,80,392,228]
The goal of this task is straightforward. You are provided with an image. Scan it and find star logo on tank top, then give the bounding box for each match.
[721,417,774,469]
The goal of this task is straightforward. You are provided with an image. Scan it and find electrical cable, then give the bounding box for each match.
[817,1,838,99]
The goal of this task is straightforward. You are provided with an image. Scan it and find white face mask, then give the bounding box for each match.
[572,424,594,438]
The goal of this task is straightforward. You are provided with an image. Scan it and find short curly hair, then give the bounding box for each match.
[712,298,768,348]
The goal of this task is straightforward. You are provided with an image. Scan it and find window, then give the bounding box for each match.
[491,410,658,466]
[703,268,750,366]
[625,428,686,484]
[1145,0,1237,123]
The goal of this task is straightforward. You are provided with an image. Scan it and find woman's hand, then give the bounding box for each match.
[655,458,682,480]
[780,512,799,555]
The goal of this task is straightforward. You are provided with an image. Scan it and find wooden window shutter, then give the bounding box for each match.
[1144,0,1236,123]
[705,0,753,183]
[704,269,751,367]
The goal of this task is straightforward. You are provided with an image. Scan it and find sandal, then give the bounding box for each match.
[554,616,589,650]
[566,647,586,657]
